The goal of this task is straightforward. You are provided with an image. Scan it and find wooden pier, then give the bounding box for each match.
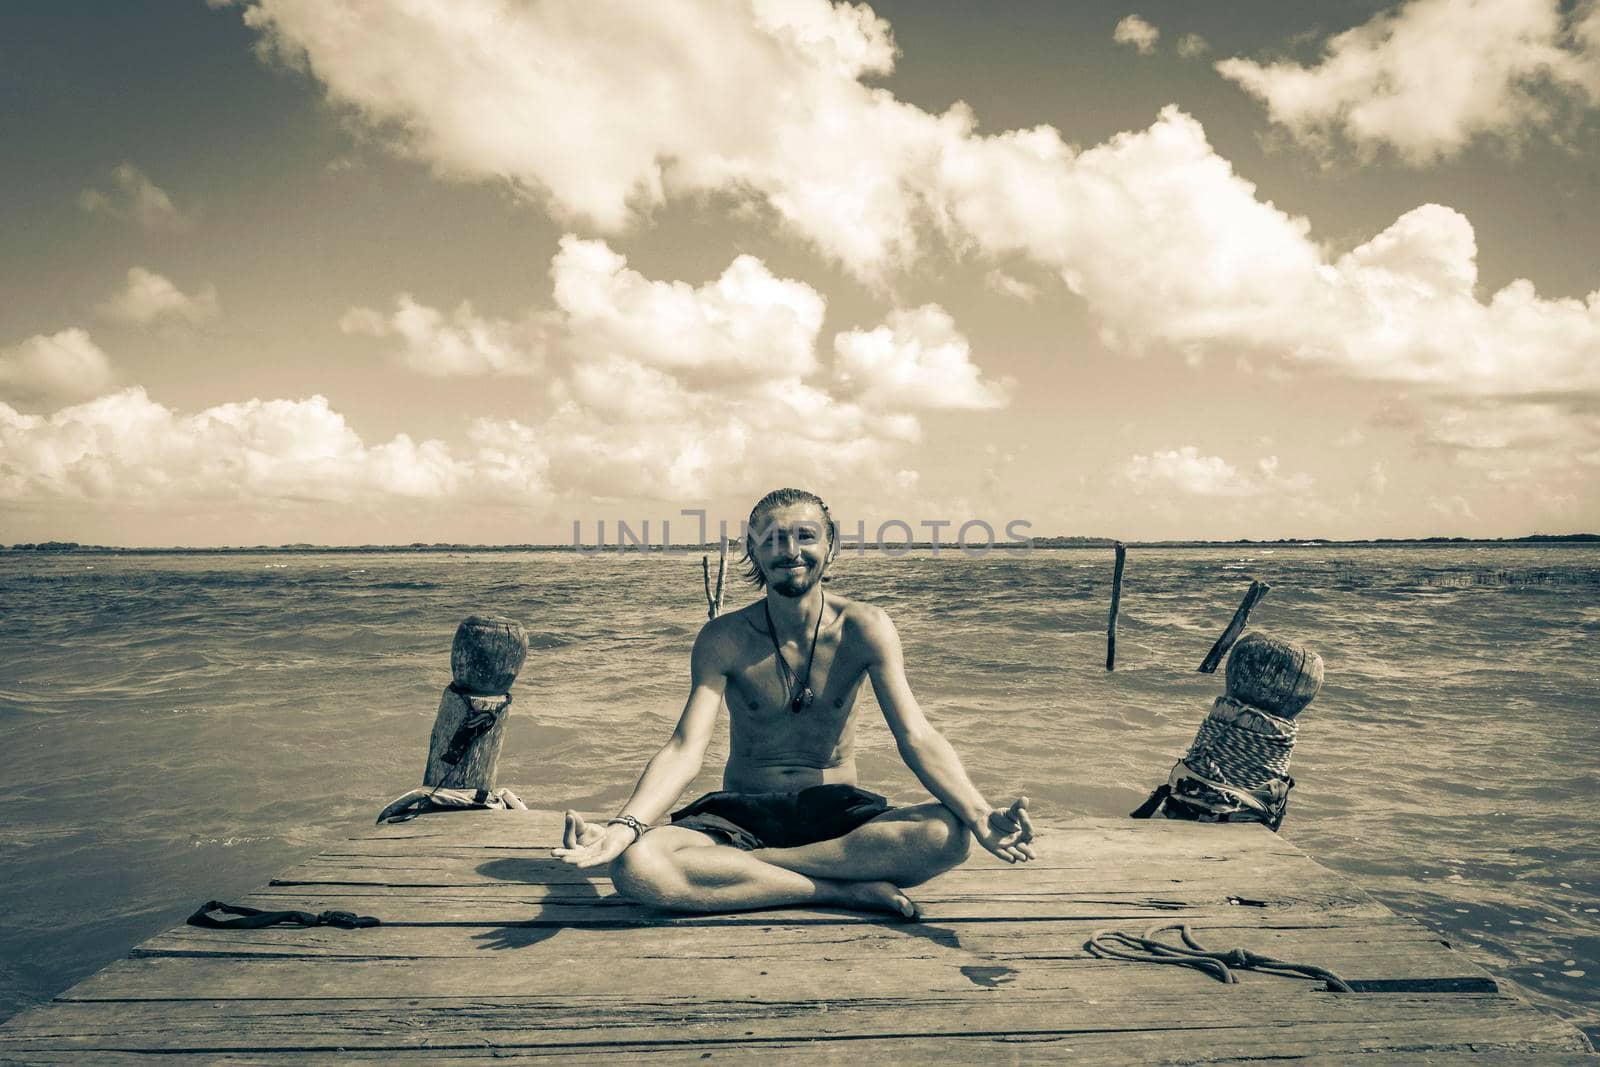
[2,810,1591,1063]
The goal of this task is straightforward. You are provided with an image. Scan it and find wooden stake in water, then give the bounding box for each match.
[1198,579,1271,673]
[702,538,728,620]
[424,615,528,788]
[1106,541,1126,671]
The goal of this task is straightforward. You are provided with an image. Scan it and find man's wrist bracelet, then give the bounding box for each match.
[606,814,647,842]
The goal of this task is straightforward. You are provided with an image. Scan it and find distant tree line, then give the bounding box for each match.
[3,534,1596,553]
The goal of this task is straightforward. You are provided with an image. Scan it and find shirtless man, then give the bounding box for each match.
[553,488,1035,919]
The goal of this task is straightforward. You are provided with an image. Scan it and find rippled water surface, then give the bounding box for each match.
[0,546,1596,1035]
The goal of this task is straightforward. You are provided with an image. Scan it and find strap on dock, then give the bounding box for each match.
[186,900,380,930]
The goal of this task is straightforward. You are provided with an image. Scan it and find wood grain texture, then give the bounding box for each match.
[1105,542,1126,671]
[1198,580,1271,675]
[421,688,511,791]
[2,809,1591,1062]
[3,995,1588,1060]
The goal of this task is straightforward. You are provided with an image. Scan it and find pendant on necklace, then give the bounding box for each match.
[791,687,814,714]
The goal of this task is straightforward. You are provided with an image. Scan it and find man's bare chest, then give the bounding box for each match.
[724,630,870,717]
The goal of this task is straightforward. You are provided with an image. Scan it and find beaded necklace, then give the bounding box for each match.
[763,591,824,713]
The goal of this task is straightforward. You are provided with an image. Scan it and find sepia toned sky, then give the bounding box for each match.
[2,0,1597,546]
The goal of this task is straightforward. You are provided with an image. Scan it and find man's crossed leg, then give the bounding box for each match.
[566,803,973,920]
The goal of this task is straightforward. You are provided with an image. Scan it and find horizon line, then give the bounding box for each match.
[4,533,1598,553]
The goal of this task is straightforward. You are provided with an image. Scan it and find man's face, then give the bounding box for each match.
[750,502,832,598]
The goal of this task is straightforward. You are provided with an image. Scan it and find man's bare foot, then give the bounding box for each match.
[834,879,921,921]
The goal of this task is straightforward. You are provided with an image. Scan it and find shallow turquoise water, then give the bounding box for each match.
[0,546,1595,1036]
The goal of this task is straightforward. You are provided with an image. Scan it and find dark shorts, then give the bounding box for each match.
[668,783,895,850]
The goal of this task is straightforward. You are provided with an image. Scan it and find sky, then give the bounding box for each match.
[1,0,1597,546]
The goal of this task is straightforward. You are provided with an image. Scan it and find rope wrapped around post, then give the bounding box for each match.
[1131,630,1323,831]
[1085,923,1353,991]
[1184,697,1297,790]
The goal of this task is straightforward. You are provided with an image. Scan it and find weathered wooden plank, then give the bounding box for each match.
[118,946,1477,992]
[9,1047,1597,1067]
[222,883,1388,927]
[268,861,1327,888]
[48,943,1495,1004]
[361,812,1302,853]
[135,915,1448,960]
[275,849,1306,880]
[246,875,1372,905]
[234,812,1391,931]
[297,844,1299,870]
[127,917,1489,989]
[277,1034,1592,1066]
[2,992,1587,1057]
[5,809,1589,1062]
[361,811,1307,850]
[221,891,1389,928]
[259,872,1353,905]
[271,849,1340,889]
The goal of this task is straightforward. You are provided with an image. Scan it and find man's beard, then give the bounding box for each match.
[768,563,821,597]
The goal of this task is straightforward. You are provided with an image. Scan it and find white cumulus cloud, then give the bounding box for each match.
[79,164,191,231]
[340,296,546,377]
[236,0,1600,479]
[1418,397,1600,481]
[97,267,219,326]
[931,113,1600,398]
[504,244,978,500]
[342,236,827,384]
[234,0,1599,391]
[0,329,116,404]
[0,388,469,504]
[984,269,1039,302]
[233,0,1600,393]
[833,305,1012,410]
[238,0,929,274]
[1216,0,1600,163]
[1113,15,1161,55]
[550,237,826,383]
[519,371,921,502]
[1118,446,1314,498]
[343,238,1008,500]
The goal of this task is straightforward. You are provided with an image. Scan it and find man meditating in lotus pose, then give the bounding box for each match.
[553,488,1035,919]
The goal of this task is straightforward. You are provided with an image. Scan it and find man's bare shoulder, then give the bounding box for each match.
[834,595,897,651]
[694,603,761,663]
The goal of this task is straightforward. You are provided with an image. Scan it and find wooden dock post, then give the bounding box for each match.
[1225,630,1323,718]
[376,615,530,822]
[1106,541,1126,670]
[1199,579,1271,673]
[423,614,529,790]
[1134,631,1324,831]
[702,538,728,619]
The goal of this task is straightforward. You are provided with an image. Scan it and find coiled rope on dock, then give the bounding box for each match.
[1086,922,1352,991]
